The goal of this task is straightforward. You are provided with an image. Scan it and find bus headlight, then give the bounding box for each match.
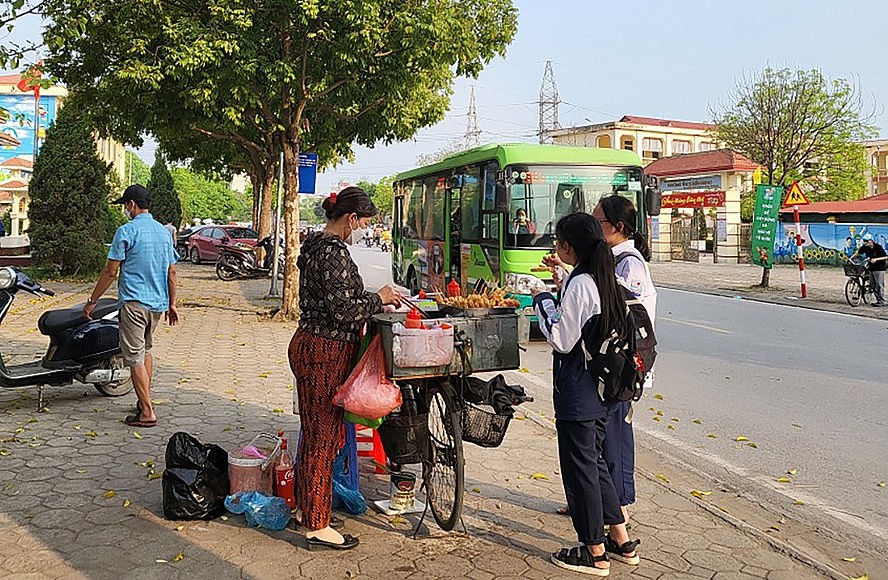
[0,267,16,290]
[505,273,548,295]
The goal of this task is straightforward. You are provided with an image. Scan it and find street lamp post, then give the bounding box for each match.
[267,152,284,298]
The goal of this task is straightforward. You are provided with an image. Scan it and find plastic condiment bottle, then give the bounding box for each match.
[405,307,423,329]
[447,279,461,298]
[275,439,296,509]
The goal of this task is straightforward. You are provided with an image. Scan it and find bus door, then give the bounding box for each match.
[477,164,502,288]
[446,176,462,282]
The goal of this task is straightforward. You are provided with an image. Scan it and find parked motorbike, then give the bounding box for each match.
[216,236,284,281]
[0,267,133,410]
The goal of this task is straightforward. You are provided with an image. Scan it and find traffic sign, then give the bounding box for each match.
[783,182,810,206]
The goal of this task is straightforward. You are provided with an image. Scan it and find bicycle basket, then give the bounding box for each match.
[461,402,512,448]
[844,263,866,277]
[377,413,430,464]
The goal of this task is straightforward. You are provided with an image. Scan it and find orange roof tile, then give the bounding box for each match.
[0,179,28,190]
[0,157,32,169]
[644,149,760,177]
[619,115,716,131]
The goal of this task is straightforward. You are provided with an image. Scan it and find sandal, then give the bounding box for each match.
[604,537,640,565]
[551,546,609,576]
[556,505,571,516]
[124,413,157,428]
[306,533,359,551]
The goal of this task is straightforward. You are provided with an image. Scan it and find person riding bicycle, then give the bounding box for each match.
[851,233,887,307]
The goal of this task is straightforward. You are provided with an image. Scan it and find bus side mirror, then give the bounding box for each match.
[644,175,661,216]
[495,182,510,213]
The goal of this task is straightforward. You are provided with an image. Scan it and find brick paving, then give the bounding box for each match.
[0,264,832,579]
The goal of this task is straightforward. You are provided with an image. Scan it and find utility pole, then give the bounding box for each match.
[465,86,481,149]
[267,151,284,298]
[538,60,561,144]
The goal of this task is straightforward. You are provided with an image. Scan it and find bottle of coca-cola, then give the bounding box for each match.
[275,439,296,509]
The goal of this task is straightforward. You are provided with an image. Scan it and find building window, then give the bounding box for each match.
[642,138,663,160]
[621,136,634,151]
[596,135,612,148]
[698,141,716,152]
[671,140,691,155]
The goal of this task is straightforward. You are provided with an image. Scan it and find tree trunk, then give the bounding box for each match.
[279,142,302,320]
[250,174,260,233]
[256,167,276,264]
[759,267,770,288]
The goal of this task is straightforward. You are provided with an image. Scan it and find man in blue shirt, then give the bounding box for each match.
[84,184,179,427]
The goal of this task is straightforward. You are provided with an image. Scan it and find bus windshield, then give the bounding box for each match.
[505,165,643,249]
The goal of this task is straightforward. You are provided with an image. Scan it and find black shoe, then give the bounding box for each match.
[551,546,609,576]
[306,534,359,551]
[604,537,641,565]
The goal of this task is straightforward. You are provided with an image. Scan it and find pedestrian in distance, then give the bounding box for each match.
[164,220,177,245]
[851,232,887,306]
[532,213,640,576]
[83,184,179,428]
[287,186,403,551]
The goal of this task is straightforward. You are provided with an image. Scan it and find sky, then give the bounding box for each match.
[5,0,888,193]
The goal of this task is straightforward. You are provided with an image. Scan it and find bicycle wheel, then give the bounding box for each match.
[422,380,464,531]
[845,278,861,306]
[862,275,874,304]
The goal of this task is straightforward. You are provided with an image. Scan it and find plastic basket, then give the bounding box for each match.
[376,413,430,464]
[844,263,866,277]
[461,402,511,448]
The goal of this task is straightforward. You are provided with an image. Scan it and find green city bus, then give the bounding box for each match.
[391,143,660,308]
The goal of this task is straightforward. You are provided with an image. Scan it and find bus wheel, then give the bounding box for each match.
[407,269,420,295]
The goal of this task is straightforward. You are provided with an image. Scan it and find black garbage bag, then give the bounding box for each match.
[162,432,230,520]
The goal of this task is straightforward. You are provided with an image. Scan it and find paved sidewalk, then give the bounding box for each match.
[0,264,831,579]
[650,259,887,319]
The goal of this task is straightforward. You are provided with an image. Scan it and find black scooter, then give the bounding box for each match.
[0,267,132,410]
[215,236,284,281]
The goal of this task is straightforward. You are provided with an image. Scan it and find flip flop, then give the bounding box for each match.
[556,505,571,516]
[124,414,157,428]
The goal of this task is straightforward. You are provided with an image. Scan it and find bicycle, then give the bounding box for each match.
[844,258,875,307]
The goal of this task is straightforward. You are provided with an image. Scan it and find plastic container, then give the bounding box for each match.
[392,321,454,368]
[405,307,423,329]
[517,306,533,348]
[447,279,461,297]
[228,433,281,495]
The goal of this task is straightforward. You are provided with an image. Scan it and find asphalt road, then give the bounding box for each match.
[350,244,888,542]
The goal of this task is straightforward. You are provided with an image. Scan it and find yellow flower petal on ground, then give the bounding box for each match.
[122,499,131,507]
[735,436,748,442]
[707,434,718,438]
[104,490,116,498]
[842,557,857,562]
[653,394,664,400]
[171,552,184,562]
[793,499,806,505]
[776,477,792,483]
[655,474,670,484]
[849,575,868,580]
[258,372,271,378]
[132,431,142,440]
[175,525,185,532]
[531,472,548,480]
[787,469,797,475]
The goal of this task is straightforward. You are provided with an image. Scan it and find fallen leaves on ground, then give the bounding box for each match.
[877,481,886,488]
[689,490,712,499]
[667,424,676,430]
[793,499,806,505]
[776,477,792,483]
[653,394,664,400]
[123,499,131,508]
[258,372,271,378]
[692,419,702,424]
[842,557,857,563]
[518,367,530,373]
[103,490,116,499]
[735,436,749,442]
[655,474,670,484]
[746,442,758,449]
[530,472,548,480]
[175,525,185,532]
[787,469,798,475]
[132,431,143,440]
[707,434,718,438]
[849,575,868,580]
[171,552,185,562]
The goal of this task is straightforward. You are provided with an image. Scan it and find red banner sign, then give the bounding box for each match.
[661,191,726,208]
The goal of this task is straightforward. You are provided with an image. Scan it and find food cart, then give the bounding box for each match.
[370,305,529,532]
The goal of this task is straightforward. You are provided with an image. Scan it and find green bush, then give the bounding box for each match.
[27,101,118,276]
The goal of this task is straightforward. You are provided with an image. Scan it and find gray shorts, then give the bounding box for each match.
[119,301,163,367]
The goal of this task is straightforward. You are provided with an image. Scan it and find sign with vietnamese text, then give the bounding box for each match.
[751,185,783,269]
[661,190,726,208]
[297,153,318,194]
[660,175,722,192]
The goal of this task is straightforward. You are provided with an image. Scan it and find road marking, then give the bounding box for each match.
[661,318,732,334]
[367,265,387,271]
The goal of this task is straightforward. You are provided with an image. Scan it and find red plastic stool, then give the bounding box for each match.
[355,425,387,474]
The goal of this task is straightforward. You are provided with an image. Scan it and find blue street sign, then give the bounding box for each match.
[297,153,318,194]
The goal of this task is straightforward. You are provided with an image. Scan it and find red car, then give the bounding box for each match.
[187,225,258,264]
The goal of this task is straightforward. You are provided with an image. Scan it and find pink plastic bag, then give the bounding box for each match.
[333,335,402,420]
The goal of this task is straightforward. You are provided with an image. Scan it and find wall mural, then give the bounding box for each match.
[773,223,888,265]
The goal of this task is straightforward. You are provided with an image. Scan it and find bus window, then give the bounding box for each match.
[422,176,446,241]
[460,169,482,240]
[482,166,500,240]
[403,179,422,239]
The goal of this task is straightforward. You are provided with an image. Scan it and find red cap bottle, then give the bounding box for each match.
[447,279,461,298]
[405,306,423,329]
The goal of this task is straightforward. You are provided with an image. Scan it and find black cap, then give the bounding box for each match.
[112,184,151,207]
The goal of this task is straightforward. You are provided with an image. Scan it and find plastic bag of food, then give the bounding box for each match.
[333,335,402,420]
[162,432,230,520]
[224,491,291,531]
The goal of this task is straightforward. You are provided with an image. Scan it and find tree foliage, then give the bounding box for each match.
[171,167,250,224]
[713,68,877,187]
[27,101,118,276]
[44,0,518,317]
[356,176,394,220]
[712,67,877,287]
[299,195,325,226]
[148,154,182,227]
[125,151,151,186]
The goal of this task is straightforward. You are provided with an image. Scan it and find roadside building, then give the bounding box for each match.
[861,138,888,197]
[548,115,718,165]
[644,149,759,263]
[0,73,127,238]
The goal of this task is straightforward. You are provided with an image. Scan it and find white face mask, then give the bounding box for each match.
[347,225,368,246]
[123,203,133,220]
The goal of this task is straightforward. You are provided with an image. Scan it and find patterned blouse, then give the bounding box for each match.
[297,231,382,343]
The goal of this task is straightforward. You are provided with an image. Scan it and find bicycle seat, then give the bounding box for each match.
[38,298,119,336]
